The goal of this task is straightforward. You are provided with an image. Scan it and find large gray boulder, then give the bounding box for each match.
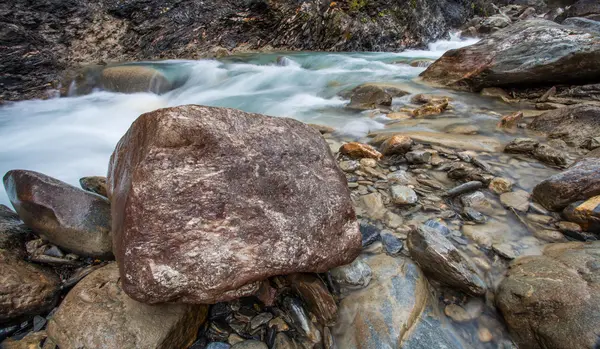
[3,170,113,259]
[497,242,600,349]
[108,105,361,304]
[47,263,207,349]
[420,20,600,91]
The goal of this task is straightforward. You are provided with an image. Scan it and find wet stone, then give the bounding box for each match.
[500,190,530,212]
[424,219,451,236]
[558,221,597,241]
[493,243,518,260]
[329,258,372,293]
[405,150,433,164]
[288,273,337,326]
[461,191,491,210]
[488,177,512,195]
[228,334,245,346]
[444,304,477,323]
[359,221,381,247]
[339,160,359,172]
[390,185,418,205]
[381,233,404,256]
[281,297,320,343]
[79,176,108,197]
[231,340,268,349]
[446,181,483,197]
[463,207,487,224]
[207,343,232,349]
[250,313,273,330]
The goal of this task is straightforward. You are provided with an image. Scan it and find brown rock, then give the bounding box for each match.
[529,104,600,148]
[412,100,449,117]
[497,111,523,128]
[0,249,59,323]
[107,105,361,303]
[100,66,173,94]
[1,330,48,349]
[346,84,394,110]
[533,158,600,211]
[488,177,512,195]
[340,142,382,159]
[47,263,207,349]
[3,170,112,259]
[307,124,335,134]
[497,242,600,349]
[379,135,413,156]
[287,273,337,326]
[79,176,108,197]
[532,144,567,167]
[410,94,451,105]
[500,190,530,212]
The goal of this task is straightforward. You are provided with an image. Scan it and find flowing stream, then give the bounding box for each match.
[0,34,483,205]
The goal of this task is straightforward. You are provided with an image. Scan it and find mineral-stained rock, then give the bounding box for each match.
[329,258,372,293]
[504,138,539,154]
[380,135,413,156]
[3,170,112,259]
[532,144,567,167]
[496,242,600,349]
[420,20,600,91]
[408,225,487,296]
[562,195,600,233]
[528,104,600,148]
[333,253,468,349]
[107,105,361,303]
[488,177,512,195]
[533,158,600,211]
[0,249,59,324]
[79,176,108,197]
[345,83,408,110]
[287,273,337,326]
[340,142,382,159]
[497,111,523,128]
[47,263,207,349]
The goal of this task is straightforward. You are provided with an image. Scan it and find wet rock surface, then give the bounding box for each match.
[421,20,600,91]
[533,158,600,211]
[529,104,600,148]
[408,225,487,296]
[3,170,112,259]
[497,242,600,349]
[47,263,208,349]
[108,105,361,303]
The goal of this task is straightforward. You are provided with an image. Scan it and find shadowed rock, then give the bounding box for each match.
[0,249,59,324]
[108,105,361,304]
[529,104,600,148]
[3,170,112,259]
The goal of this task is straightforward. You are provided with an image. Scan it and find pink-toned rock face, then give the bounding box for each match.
[108,105,361,304]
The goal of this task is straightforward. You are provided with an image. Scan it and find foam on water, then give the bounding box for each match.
[0,35,478,204]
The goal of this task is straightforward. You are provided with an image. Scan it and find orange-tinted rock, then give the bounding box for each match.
[108,105,361,304]
[563,195,600,233]
[0,249,59,324]
[79,176,108,197]
[497,111,523,128]
[380,135,413,156]
[412,100,449,117]
[3,170,112,259]
[288,273,337,326]
[339,142,382,159]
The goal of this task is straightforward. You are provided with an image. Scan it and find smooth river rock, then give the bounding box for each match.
[333,253,469,349]
[0,204,30,257]
[0,249,59,324]
[3,170,113,259]
[497,242,600,349]
[107,105,361,303]
[420,20,600,91]
[47,263,207,349]
[408,225,487,296]
[533,158,600,211]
